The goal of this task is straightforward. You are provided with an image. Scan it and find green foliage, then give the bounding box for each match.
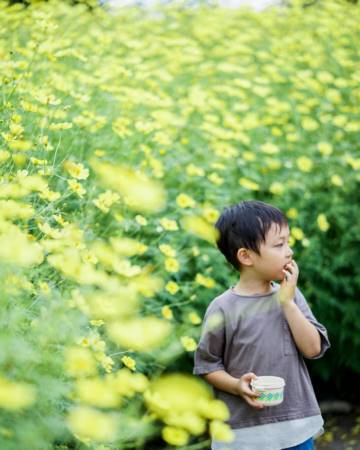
[0,0,359,448]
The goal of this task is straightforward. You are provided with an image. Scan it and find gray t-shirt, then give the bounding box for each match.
[193,281,331,429]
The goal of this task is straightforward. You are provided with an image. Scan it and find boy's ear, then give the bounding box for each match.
[236,248,253,267]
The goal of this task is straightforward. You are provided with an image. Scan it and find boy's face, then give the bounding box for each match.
[241,223,294,281]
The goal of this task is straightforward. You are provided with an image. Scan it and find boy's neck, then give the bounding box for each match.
[233,278,273,296]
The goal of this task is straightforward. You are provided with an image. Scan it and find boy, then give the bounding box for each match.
[193,200,330,450]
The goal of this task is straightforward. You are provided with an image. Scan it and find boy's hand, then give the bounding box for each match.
[235,372,265,410]
[278,259,299,307]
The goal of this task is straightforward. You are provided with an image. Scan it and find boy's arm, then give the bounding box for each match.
[281,287,331,359]
[193,304,264,410]
[202,370,264,410]
[193,305,226,375]
[201,370,239,396]
[282,301,321,358]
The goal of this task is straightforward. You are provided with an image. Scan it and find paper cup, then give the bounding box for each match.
[250,376,285,406]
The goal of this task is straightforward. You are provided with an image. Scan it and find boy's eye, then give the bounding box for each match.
[276,240,291,247]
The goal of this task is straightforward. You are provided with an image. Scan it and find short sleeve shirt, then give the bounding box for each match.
[193,281,331,429]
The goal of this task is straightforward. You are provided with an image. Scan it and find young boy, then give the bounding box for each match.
[193,200,330,450]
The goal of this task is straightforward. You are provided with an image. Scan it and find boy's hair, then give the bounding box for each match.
[214,200,288,271]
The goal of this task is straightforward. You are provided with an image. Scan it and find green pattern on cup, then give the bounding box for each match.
[259,391,283,401]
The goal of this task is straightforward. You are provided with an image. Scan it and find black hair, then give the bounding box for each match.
[214,200,288,271]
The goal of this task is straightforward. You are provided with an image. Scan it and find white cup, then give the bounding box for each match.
[250,376,285,406]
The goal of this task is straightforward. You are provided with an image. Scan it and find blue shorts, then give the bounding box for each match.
[283,437,314,450]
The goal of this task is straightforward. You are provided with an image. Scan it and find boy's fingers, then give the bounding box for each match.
[244,372,257,380]
[248,389,261,398]
[245,396,265,409]
[243,386,261,398]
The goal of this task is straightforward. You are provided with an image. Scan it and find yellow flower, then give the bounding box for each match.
[165,257,180,273]
[242,151,256,161]
[291,227,304,241]
[8,140,32,151]
[162,426,189,446]
[286,208,298,219]
[90,320,104,327]
[180,336,197,352]
[332,115,347,127]
[107,317,172,351]
[12,153,27,167]
[99,355,114,374]
[76,378,120,408]
[115,213,125,223]
[188,312,201,325]
[164,411,206,435]
[302,238,310,247]
[317,142,333,156]
[135,215,148,226]
[63,160,89,180]
[0,150,10,162]
[286,132,300,142]
[93,190,120,213]
[239,177,260,191]
[82,251,98,265]
[197,399,230,421]
[269,181,285,195]
[317,71,334,84]
[195,273,215,288]
[297,156,313,172]
[192,246,200,257]
[165,281,180,295]
[121,356,136,371]
[39,281,51,295]
[0,224,44,267]
[271,127,282,136]
[0,200,34,220]
[326,89,341,103]
[331,174,343,187]
[90,160,166,213]
[110,237,147,256]
[207,172,224,185]
[0,378,36,410]
[67,180,86,198]
[301,117,319,131]
[202,206,220,223]
[159,218,178,231]
[39,188,61,201]
[344,155,360,170]
[144,373,212,421]
[266,158,281,170]
[49,122,73,130]
[112,117,131,138]
[112,368,149,397]
[64,347,97,377]
[67,407,118,442]
[159,244,176,257]
[181,215,219,244]
[162,305,173,320]
[30,157,48,166]
[186,164,204,176]
[317,214,330,232]
[9,123,24,136]
[209,420,235,443]
[260,143,279,154]
[176,193,196,208]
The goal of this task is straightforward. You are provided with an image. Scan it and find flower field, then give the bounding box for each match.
[0,0,359,449]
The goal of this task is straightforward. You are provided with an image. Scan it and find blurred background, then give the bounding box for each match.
[0,0,359,449]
